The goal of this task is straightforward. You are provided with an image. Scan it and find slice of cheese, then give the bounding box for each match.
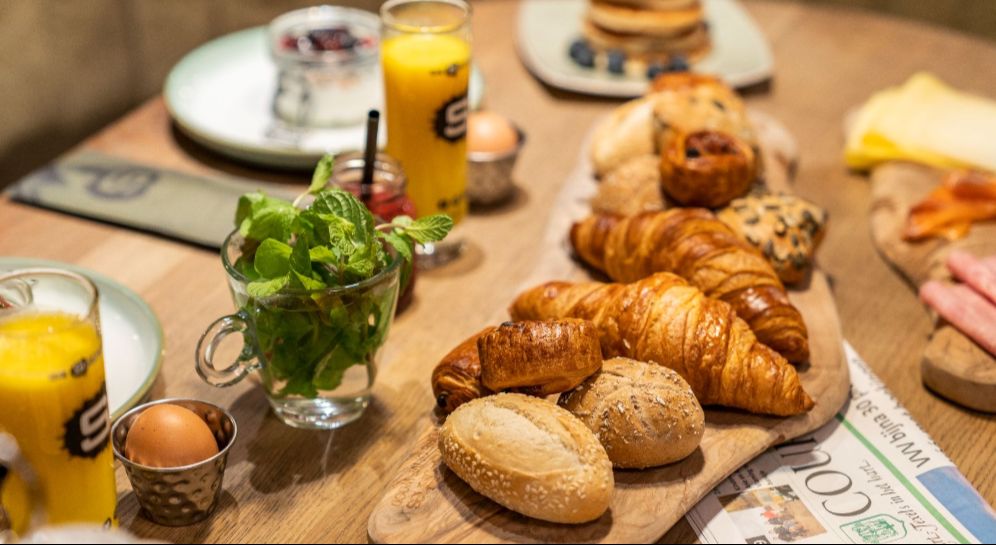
[845,73,996,173]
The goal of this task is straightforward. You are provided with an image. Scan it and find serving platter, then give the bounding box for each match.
[367,112,849,543]
[868,162,996,412]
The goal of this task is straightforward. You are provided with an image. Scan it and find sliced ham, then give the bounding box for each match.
[920,280,996,357]
[947,250,996,305]
[984,256,996,275]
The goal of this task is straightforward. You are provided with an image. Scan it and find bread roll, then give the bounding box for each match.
[438,393,614,524]
[591,154,666,217]
[559,358,704,469]
[478,320,602,396]
[590,96,657,177]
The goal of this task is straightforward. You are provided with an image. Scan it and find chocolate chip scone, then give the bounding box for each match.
[718,194,828,284]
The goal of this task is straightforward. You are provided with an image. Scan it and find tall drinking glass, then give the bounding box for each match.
[0,269,117,535]
[381,0,471,267]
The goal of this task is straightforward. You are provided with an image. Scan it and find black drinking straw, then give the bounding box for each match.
[361,110,380,204]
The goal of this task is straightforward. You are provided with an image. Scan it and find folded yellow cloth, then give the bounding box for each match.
[845,72,996,173]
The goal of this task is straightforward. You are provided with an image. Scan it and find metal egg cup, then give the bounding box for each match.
[467,126,526,206]
[111,399,237,527]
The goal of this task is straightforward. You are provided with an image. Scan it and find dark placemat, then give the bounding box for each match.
[7,151,301,248]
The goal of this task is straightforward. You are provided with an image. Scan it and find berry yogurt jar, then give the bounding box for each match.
[269,6,381,127]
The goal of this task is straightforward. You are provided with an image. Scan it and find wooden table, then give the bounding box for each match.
[1,1,994,542]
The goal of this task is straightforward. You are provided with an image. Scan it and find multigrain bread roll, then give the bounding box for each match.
[559,358,704,469]
[438,393,614,524]
[478,320,602,396]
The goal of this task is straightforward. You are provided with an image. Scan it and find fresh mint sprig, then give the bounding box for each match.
[231,155,454,398]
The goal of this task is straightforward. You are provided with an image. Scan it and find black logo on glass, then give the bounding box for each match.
[63,385,110,459]
[434,94,469,143]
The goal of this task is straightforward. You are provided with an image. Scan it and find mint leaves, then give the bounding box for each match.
[232,157,453,398]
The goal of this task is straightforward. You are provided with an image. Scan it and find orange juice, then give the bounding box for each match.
[0,312,117,529]
[382,13,471,224]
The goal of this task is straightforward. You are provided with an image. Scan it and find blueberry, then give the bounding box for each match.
[667,55,690,73]
[569,39,588,56]
[569,39,595,68]
[646,62,667,80]
[607,50,626,75]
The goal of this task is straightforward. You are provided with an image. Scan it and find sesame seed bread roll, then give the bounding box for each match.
[438,393,614,524]
[559,358,704,469]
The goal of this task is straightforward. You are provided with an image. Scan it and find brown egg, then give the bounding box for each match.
[124,404,220,468]
[467,111,519,154]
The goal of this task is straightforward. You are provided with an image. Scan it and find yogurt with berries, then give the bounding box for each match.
[269,6,381,127]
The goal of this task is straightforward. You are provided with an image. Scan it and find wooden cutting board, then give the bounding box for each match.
[868,161,996,413]
[367,112,850,544]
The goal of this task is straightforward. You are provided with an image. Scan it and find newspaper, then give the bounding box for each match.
[686,343,996,545]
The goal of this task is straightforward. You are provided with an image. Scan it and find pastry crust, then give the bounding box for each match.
[559,358,704,469]
[510,273,814,416]
[659,130,756,208]
[570,209,811,363]
[431,327,496,414]
[478,320,602,396]
[439,393,614,524]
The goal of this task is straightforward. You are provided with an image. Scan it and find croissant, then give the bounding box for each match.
[659,130,756,208]
[570,209,810,362]
[510,273,814,416]
[431,327,495,414]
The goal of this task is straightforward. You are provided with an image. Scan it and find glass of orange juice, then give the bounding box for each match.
[381,0,471,267]
[0,269,117,536]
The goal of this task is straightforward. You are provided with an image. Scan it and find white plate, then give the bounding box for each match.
[165,26,485,170]
[517,0,773,97]
[0,258,164,419]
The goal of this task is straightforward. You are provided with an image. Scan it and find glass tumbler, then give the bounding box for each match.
[0,269,117,533]
[381,0,472,267]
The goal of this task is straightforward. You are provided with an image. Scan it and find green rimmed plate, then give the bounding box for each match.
[0,258,164,419]
[165,26,485,170]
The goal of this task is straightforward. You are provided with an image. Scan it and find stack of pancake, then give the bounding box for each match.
[583,0,710,69]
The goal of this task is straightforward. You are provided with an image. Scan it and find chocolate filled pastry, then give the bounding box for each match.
[431,327,496,414]
[659,130,757,208]
[478,319,602,396]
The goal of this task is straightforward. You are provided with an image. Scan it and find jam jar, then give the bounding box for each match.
[329,152,418,311]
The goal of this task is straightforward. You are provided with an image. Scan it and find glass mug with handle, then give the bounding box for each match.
[0,269,118,537]
[196,230,402,430]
